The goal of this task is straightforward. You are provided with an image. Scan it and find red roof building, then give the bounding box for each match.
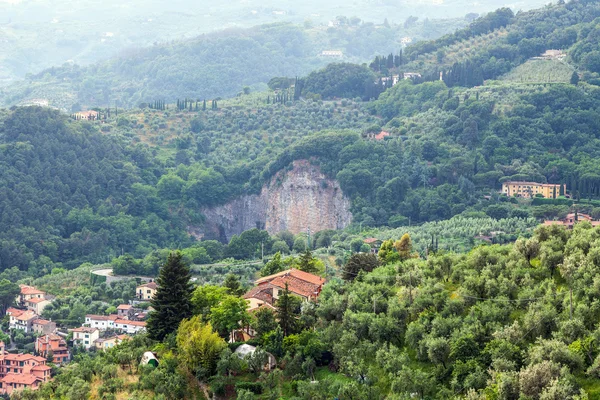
[35,334,69,364]
[0,343,51,395]
[245,269,326,311]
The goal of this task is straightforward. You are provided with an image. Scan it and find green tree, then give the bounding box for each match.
[176,316,227,378]
[276,283,301,336]
[394,233,415,261]
[191,285,228,317]
[297,249,319,274]
[147,252,194,340]
[210,295,250,341]
[343,253,379,281]
[261,252,285,277]
[223,273,244,296]
[570,71,580,85]
[253,307,278,338]
[0,279,19,314]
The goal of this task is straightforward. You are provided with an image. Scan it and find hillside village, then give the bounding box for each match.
[0,281,156,395]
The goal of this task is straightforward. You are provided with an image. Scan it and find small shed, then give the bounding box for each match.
[140,351,159,368]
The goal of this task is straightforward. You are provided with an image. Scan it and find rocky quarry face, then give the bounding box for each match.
[197,160,352,241]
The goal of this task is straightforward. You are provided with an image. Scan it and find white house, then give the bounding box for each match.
[84,314,117,331]
[71,327,100,350]
[114,319,146,334]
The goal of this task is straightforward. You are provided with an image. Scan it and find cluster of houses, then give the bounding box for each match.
[77,303,148,350]
[0,283,155,394]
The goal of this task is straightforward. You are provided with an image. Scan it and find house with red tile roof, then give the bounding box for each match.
[117,304,134,318]
[35,334,69,364]
[244,269,326,311]
[25,297,51,315]
[0,342,51,395]
[114,319,146,334]
[9,310,38,333]
[17,285,45,308]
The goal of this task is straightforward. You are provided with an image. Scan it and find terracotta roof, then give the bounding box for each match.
[502,181,560,186]
[26,297,48,304]
[137,282,158,290]
[7,307,25,317]
[37,334,63,342]
[374,131,390,140]
[15,310,38,321]
[32,319,53,325]
[270,275,321,298]
[243,285,274,305]
[86,314,114,321]
[117,334,130,341]
[71,327,99,333]
[256,268,325,287]
[114,319,146,327]
[3,354,46,362]
[364,238,381,244]
[1,373,39,385]
[31,364,52,371]
[19,285,45,295]
[117,304,133,310]
[94,337,117,344]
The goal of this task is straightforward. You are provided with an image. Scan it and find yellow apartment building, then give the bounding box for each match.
[501,181,565,199]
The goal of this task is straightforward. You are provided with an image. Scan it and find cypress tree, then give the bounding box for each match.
[276,283,296,336]
[203,99,206,111]
[147,251,194,340]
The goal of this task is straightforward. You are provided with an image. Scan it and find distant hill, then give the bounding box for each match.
[0,0,550,87]
[0,19,470,110]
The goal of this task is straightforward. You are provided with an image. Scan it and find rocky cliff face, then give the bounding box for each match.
[197,160,352,241]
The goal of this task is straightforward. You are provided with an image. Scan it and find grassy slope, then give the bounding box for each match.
[500,58,574,84]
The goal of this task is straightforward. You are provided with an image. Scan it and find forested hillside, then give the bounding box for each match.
[4,1,600,275]
[16,222,600,399]
[0,107,193,273]
[0,18,468,110]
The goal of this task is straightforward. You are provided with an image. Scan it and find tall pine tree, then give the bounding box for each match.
[276,283,298,336]
[147,251,193,340]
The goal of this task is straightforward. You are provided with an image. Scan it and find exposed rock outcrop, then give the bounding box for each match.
[197,160,352,241]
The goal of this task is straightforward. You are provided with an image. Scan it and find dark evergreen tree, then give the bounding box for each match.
[343,253,379,281]
[570,71,580,85]
[276,283,299,336]
[298,249,319,274]
[147,252,193,340]
[223,273,244,296]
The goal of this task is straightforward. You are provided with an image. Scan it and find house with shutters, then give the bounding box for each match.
[71,327,100,350]
[0,342,51,395]
[35,334,70,364]
[136,282,158,300]
[32,318,56,335]
[85,314,118,331]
